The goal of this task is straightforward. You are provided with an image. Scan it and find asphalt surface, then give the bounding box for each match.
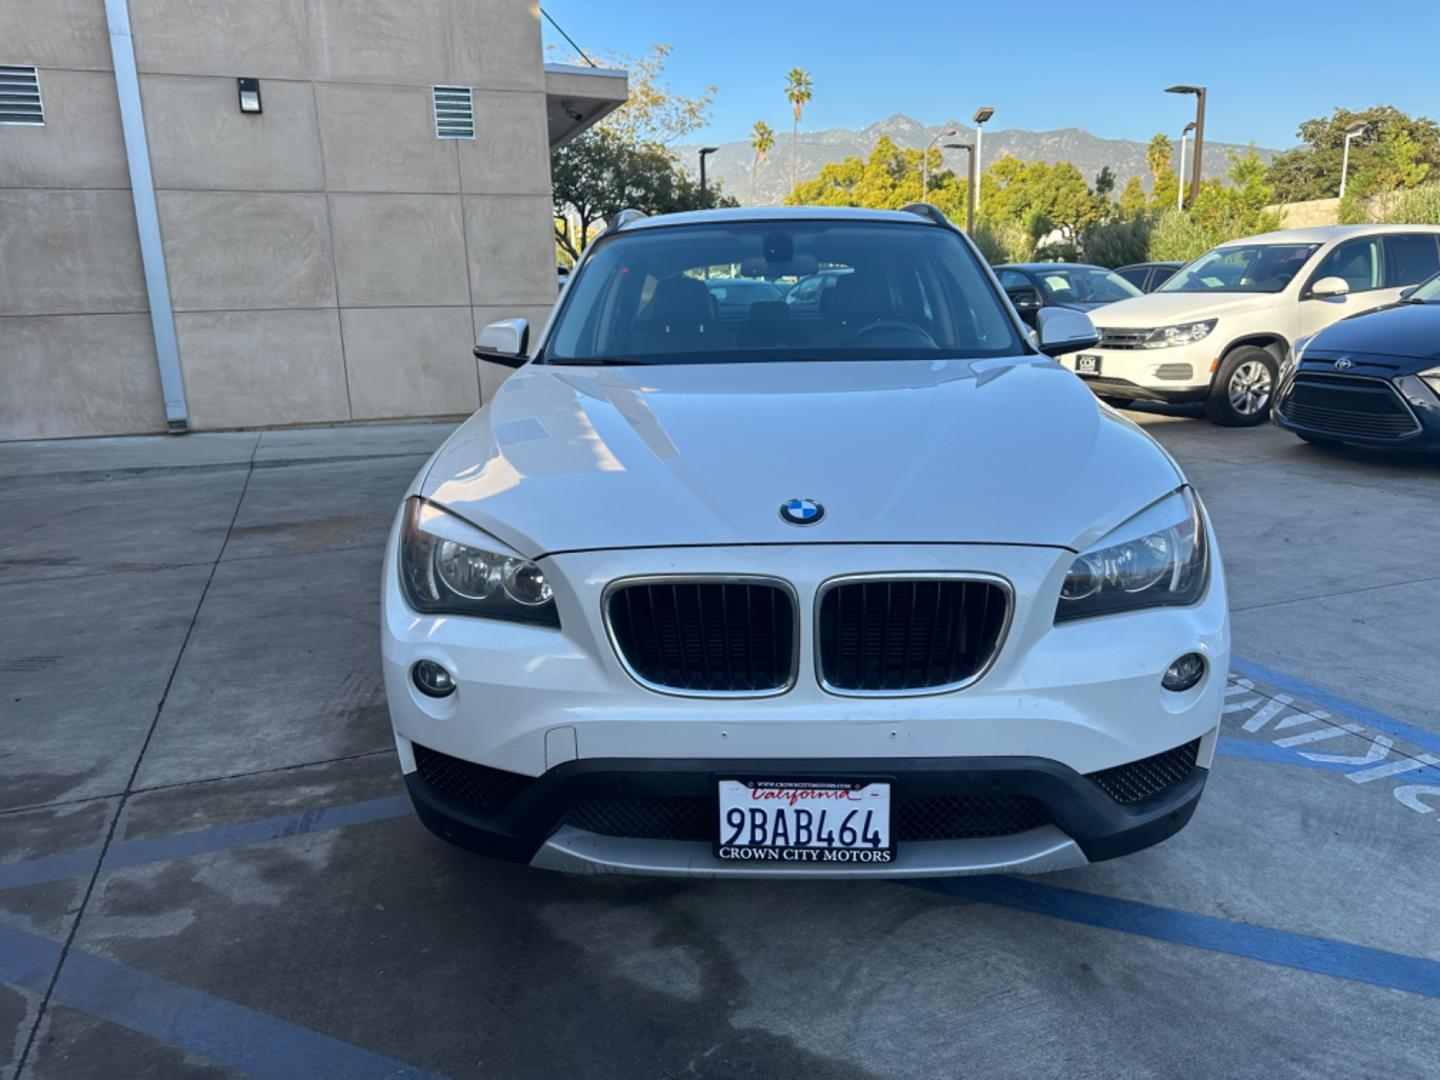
[2,407,1438,1079]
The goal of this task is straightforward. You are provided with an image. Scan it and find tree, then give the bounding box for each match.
[1094,166,1116,200]
[784,68,813,193]
[749,120,776,204]
[550,43,734,263]
[1117,175,1148,220]
[552,130,737,264]
[1267,105,1440,202]
[1145,134,1173,181]
[557,43,715,146]
[784,135,968,221]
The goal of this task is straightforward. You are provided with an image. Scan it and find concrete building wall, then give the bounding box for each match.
[1,0,579,440]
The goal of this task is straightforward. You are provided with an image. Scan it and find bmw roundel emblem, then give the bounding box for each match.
[780,498,825,526]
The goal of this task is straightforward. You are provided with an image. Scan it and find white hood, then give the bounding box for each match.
[422,359,1182,557]
[1092,291,1274,328]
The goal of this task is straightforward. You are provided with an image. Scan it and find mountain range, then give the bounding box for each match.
[682,114,1280,206]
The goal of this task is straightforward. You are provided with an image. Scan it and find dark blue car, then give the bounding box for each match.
[1274,271,1440,451]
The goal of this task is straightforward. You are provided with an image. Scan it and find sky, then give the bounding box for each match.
[540,0,1440,150]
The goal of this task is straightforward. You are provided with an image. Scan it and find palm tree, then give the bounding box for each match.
[749,120,776,205]
[784,68,813,195]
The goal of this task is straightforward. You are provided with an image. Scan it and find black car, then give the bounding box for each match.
[995,262,1142,326]
[1274,271,1440,451]
[1115,260,1183,293]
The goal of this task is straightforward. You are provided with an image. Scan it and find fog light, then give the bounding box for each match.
[1162,652,1206,692]
[412,659,455,698]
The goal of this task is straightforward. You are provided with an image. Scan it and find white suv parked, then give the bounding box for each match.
[1060,225,1440,425]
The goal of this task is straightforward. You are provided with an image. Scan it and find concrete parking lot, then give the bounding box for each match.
[2,408,1438,1079]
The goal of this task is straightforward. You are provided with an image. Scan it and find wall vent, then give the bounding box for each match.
[0,65,44,126]
[432,85,474,139]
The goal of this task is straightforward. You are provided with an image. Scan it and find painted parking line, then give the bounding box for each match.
[0,794,412,893]
[0,922,444,1080]
[916,876,1440,1000]
[1231,656,1440,759]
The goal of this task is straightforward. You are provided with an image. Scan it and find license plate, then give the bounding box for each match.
[1076,353,1101,374]
[715,779,894,866]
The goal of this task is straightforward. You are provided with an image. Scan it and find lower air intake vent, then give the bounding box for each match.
[565,794,1050,842]
[412,744,533,809]
[1086,738,1201,804]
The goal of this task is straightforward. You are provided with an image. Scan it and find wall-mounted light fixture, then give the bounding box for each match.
[236,77,262,114]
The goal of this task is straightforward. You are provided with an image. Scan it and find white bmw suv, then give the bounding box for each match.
[381,206,1228,878]
[1060,224,1440,425]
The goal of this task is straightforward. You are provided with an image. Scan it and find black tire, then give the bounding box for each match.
[1205,347,1277,426]
[1097,395,1135,408]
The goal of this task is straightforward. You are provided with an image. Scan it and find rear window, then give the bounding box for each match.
[545,220,1028,365]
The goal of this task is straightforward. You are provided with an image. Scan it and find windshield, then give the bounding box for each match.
[1159,243,1320,294]
[1031,266,1142,303]
[1409,270,1440,302]
[544,221,1028,364]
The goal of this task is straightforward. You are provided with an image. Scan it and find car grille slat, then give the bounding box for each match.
[1280,374,1419,439]
[608,579,795,694]
[818,578,1008,693]
[1096,327,1150,350]
[1086,738,1201,804]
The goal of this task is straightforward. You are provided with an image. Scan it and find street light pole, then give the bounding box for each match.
[1340,121,1367,198]
[945,142,975,233]
[1165,85,1206,209]
[1177,121,1196,211]
[921,127,958,202]
[972,106,994,217]
[698,146,719,209]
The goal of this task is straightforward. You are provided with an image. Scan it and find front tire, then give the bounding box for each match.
[1205,347,1276,426]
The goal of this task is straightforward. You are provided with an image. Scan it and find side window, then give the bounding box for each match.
[997,269,1030,290]
[1383,233,1440,287]
[1310,238,1381,293]
[1116,266,1149,289]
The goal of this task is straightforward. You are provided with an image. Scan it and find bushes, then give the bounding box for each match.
[1379,181,1440,223]
[1080,217,1154,268]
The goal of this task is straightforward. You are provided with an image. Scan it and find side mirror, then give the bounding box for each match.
[473,318,530,369]
[1034,306,1099,358]
[1310,276,1350,299]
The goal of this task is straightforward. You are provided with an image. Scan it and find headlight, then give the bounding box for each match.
[1419,365,1440,397]
[398,497,559,626]
[1056,488,1209,623]
[1141,320,1217,349]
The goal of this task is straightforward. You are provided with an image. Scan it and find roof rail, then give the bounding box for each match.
[899,202,952,228]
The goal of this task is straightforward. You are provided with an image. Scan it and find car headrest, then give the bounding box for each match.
[649,276,713,326]
[832,269,893,321]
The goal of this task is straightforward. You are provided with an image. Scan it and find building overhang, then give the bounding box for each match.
[544,63,628,148]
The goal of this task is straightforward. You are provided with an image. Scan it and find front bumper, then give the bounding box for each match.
[402,736,1214,877]
[381,513,1229,877]
[1058,340,1215,400]
[1273,364,1440,449]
